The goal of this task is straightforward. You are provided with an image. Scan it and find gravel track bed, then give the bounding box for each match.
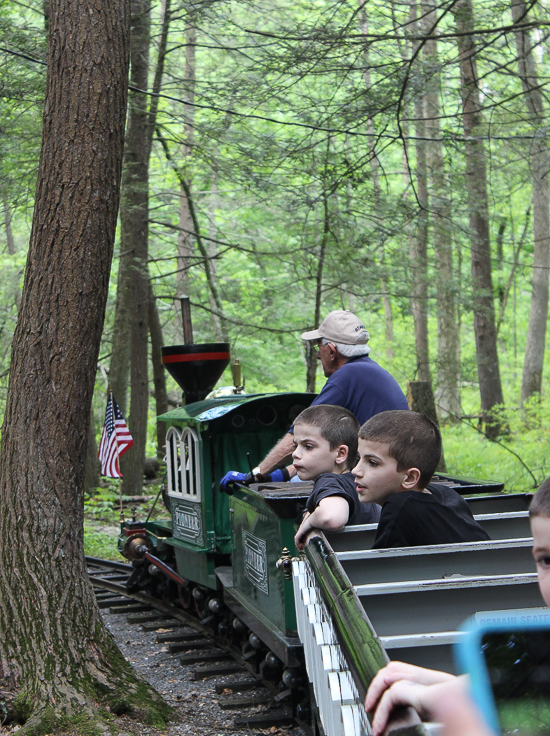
[102,611,306,736]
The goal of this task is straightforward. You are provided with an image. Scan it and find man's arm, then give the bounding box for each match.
[258,433,296,478]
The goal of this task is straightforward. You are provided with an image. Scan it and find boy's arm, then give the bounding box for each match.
[294,496,350,550]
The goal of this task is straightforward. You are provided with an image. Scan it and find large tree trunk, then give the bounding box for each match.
[421,0,461,420]
[0,0,169,728]
[511,0,550,406]
[84,411,100,492]
[120,0,151,494]
[454,0,504,436]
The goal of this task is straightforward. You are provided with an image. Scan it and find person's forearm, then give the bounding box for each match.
[258,433,295,476]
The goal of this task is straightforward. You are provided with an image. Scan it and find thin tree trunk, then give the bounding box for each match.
[109,252,132,415]
[0,0,168,726]
[176,21,196,294]
[403,0,431,383]
[207,174,224,340]
[511,0,550,406]
[454,0,504,435]
[358,2,395,361]
[148,279,169,458]
[3,196,20,312]
[421,0,461,420]
[157,131,229,341]
[111,0,170,429]
[119,0,151,495]
[3,197,15,255]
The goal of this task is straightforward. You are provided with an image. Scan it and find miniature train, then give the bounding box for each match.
[118,336,541,732]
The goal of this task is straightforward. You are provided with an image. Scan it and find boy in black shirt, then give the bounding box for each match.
[293,405,380,550]
[352,410,489,548]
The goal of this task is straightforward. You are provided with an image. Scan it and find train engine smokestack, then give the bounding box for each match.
[161,296,230,404]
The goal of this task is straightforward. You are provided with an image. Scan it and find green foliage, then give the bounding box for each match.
[83,527,120,561]
[443,397,550,492]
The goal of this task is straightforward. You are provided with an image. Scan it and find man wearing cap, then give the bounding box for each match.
[221,310,409,486]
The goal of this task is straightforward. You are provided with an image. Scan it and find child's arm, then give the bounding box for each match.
[294,496,350,550]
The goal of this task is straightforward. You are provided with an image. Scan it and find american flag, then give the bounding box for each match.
[98,393,134,478]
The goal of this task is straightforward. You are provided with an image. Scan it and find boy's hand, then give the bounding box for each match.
[294,512,312,550]
[365,661,455,714]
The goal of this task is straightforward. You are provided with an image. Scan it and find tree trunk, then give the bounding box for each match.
[120,0,151,495]
[176,21,196,294]
[3,196,15,255]
[148,279,169,458]
[207,174,224,340]
[84,411,100,492]
[358,2,395,361]
[0,0,169,727]
[109,251,132,415]
[404,0,431,383]
[454,0,504,436]
[421,0,461,420]
[511,0,550,406]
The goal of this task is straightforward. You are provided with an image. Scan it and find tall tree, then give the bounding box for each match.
[0,0,169,728]
[511,0,550,407]
[119,0,151,494]
[176,19,196,295]
[454,0,504,435]
[403,0,431,384]
[421,0,461,419]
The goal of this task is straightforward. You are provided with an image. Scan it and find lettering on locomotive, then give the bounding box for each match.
[242,530,268,595]
[173,499,204,546]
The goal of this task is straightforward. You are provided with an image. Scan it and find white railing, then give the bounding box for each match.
[292,557,372,736]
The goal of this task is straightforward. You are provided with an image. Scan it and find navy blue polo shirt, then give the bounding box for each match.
[310,355,409,425]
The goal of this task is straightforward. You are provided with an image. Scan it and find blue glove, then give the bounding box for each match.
[265,468,290,483]
[220,471,248,493]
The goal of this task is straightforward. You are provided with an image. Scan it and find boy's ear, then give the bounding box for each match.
[401,467,422,489]
[335,444,349,465]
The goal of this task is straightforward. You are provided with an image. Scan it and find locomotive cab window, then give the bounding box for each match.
[166,426,201,501]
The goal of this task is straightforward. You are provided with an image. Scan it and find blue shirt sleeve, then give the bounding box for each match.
[310,378,347,409]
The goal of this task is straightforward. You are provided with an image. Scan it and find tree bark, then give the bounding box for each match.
[119,0,151,495]
[511,0,550,406]
[454,0,504,435]
[404,0,431,384]
[148,279,169,458]
[358,2,395,362]
[176,21,196,294]
[84,411,100,493]
[421,0,461,420]
[0,0,169,727]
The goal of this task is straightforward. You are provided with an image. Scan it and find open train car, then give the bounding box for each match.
[118,335,538,734]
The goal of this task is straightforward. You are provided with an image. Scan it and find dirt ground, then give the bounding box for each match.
[1,611,306,736]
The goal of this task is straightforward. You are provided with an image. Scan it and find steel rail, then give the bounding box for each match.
[86,557,297,725]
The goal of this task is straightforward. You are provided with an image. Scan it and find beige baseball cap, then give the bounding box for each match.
[301,310,370,345]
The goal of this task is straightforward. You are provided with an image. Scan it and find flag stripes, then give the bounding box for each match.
[98,393,134,478]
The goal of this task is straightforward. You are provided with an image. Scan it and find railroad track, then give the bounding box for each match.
[86,556,302,731]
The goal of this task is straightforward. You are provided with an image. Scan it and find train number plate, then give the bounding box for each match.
[172,499,204,546]
[242,530,268,595]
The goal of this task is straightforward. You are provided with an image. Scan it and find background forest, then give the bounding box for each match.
[0,0,549,492]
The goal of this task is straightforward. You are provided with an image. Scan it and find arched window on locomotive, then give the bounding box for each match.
[166,426,183,497]
[165,426,201,501]
[180,427,201,501]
